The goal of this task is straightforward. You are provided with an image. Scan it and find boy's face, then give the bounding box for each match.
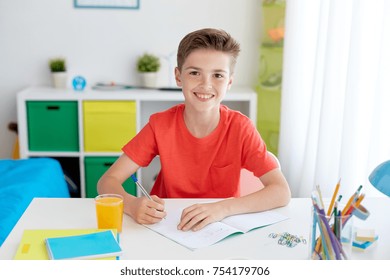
[175,49,233,112]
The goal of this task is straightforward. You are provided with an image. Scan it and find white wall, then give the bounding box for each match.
[0,0,262,158]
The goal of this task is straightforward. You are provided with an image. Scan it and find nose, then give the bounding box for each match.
[199,84,212,91]
[199,76,213,91]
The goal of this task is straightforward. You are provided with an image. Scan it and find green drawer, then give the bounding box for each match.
[84,157,136,198]
[27,101,79,151]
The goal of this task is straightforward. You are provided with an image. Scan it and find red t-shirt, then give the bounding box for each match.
[122,104,277,198]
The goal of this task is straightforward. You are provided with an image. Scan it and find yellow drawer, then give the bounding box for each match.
[83,101,136,152]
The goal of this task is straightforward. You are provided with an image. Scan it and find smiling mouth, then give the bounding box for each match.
[194,92,214,100]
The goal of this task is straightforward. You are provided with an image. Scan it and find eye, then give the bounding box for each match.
[189,71,199,76]
[214,73,224,78]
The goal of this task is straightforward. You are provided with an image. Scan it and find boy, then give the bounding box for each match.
[97,28,291,232]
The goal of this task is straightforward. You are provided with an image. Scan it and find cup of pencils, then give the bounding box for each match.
[310,201,353,260]
[310,183,367,260]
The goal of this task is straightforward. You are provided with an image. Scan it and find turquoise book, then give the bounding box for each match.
[45,230,122,260]
[14,229,119,260]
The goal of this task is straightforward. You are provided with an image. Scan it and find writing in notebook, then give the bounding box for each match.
[144,203,289,250]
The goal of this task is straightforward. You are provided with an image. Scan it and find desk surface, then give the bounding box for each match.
[1,197,389,260]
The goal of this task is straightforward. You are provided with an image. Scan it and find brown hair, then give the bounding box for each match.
[177,28,241,73]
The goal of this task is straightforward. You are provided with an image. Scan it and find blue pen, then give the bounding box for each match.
[130,174,152,200]
[131,174,165,218]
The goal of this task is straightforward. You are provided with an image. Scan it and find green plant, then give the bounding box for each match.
[136,53,161,72]
[49,58,66,72]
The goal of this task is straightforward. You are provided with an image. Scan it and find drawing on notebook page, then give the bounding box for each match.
[144,200,289,250]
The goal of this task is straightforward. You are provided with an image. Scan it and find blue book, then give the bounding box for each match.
[45,230,122,260]
[352,235,379,250]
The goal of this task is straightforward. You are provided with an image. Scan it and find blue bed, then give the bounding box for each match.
[0,158,70,246]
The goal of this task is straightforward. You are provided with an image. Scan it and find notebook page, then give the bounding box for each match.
[221,210,289,233]
[144,206,240,250]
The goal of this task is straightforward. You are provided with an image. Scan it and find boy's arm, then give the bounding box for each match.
[97,153,166,224]
[178,168,291,231]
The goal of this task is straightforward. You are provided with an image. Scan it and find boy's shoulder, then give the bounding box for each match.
[221,105,252,125]
[149,104,184,122]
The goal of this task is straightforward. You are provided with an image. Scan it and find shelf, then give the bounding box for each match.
[17,86,257,198]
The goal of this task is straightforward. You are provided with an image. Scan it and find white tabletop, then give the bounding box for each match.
[1,197,389,260]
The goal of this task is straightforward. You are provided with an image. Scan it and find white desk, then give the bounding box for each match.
[1,197,389,260]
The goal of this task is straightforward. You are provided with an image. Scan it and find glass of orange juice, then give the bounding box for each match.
[95,194,124,233]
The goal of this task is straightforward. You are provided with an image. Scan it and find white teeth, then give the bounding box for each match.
[195,93,213,99]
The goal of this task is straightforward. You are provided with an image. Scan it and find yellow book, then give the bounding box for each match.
[14,228,118,260]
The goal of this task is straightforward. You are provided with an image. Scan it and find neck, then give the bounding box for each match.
[183,106,220,138]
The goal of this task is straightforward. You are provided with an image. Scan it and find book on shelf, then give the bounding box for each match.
[92,83,133,91]
[144,201,289,250]
[14,228,121,260]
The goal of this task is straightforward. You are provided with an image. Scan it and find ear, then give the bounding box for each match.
[175,67,182,87]
[227,75,233,90]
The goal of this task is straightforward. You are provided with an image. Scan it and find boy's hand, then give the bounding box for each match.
[177,202,227,232]
[128,195,166,224]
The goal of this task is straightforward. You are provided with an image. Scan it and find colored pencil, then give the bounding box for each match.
[327,178,341,216]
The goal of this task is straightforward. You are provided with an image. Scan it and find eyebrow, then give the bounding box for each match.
[184,66,228,73]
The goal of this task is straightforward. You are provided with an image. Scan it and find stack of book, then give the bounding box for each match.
[352,228,378,251]
[14,229,122,260]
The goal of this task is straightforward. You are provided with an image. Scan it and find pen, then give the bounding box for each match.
[130,174,165,219]
[130,174,152,200]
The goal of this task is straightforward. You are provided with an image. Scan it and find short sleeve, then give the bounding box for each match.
[122,122,158,167]
[240,119,278,177]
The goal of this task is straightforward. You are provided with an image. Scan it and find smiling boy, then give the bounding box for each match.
[97,28,291,231]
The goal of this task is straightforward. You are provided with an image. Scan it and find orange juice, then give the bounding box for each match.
[95,194,124,233]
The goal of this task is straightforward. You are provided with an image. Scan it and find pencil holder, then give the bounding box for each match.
[309,205,353,260]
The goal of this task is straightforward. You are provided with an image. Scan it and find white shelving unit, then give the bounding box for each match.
[17,86,257,198]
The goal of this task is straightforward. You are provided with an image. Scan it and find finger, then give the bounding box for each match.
[191,216,213,231]
[151,195,165,206]
[154,203,165,212]
[139,214,165,224]
[181,219,203,231]
[177,207,200,230]
[179,211,208,231]
[138,206,166,224]
[134,210,164,224]
[180,204,199,217]
[145,198,165,212]
[145,205,166,218]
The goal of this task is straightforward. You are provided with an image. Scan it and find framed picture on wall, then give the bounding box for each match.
[74,0,140,10]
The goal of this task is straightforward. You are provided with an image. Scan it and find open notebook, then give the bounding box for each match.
[144,202,289,250]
